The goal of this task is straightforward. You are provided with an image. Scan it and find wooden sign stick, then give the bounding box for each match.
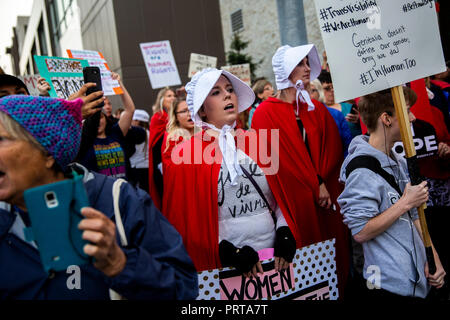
[391,85,436,274]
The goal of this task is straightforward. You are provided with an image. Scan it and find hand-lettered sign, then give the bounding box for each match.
[221,63,251,86]
[314,0,446,102]
[188,53,218,78]
[34,55,89,99]
[196,239,338,300]
[67,49,123,96]
[140,41,181,89]
[17,75,41,96]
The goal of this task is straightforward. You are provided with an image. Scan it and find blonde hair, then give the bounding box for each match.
[152,87,174,114]
[310,79,324,103]
[165,98,193,152]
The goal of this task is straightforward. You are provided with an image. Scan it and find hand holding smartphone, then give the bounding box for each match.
[23,173,91,273]
[83,66,105,109]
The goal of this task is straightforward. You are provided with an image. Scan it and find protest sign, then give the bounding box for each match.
[67,49,123,96]
[188,53,218,78]
[314,0,446,102]
[393,120,438,159]
[196,239,338,300]
[140,40,181,89]
[17,75,41,96]
[34,55,89,99]
[221,63,251,86]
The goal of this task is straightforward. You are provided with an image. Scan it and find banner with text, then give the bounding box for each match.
[314,0,446,102]
[221,63,251,86]
[140,40,181,89]
[34,55,89,99]
[196,239,338,300]
[392,119,438,159]
[67,49,123,96]
[188,53,218,78]
[17,75,41,96]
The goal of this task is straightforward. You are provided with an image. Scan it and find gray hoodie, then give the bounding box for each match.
[337,135,430,298]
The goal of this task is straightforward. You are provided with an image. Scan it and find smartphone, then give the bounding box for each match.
[83,66,104,108]
[350,104,358,114]
[23,173,91,273]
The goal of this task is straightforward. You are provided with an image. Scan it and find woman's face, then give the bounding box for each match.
[322,82,335,105]
[98,113,107,136]
[163,90,176,112]
[0,121,53,207]
[0,85,28,99]
[175,101,194,131]
[258,84,274,101]
[310,84,320,101]
[201,75,239,129]
[289,57,311,86]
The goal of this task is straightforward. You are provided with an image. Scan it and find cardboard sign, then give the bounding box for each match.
[221,63,251,86]
[393,119,438,159]
[67,49,123,96]
[140,41,181,89]
[188,53,218,78]
[197,239,338,300]
[34,55,89,99]
[314,0,446,102]
[17,75,41,96]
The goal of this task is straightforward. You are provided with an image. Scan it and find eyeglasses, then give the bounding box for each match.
[323,85,334,92]
[176,109,190,115]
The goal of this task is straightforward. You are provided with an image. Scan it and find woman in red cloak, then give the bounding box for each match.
[148,87,176,210]
[251,45,350,297]
[163,68,297,276]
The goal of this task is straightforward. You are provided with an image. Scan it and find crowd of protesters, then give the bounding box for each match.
[0,40,449,301]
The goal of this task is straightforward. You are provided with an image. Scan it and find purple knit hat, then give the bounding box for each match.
[0,95,83,170]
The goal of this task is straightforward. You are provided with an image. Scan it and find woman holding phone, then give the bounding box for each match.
[0,95,198,300]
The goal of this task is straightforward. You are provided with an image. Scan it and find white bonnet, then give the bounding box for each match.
[185,68,255,124]
[132,109,150,122]
[272,44,321,90]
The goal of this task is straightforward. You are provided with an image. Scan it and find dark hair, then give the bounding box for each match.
[358,89,395,132]
[403,86,417,107]
[318,70,332,84]
[0,74,30,95]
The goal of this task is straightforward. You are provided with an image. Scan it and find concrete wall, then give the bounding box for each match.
[303,0,325,62]
[219,0,281,86]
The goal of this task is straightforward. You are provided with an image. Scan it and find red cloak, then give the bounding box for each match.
[148,111,168,210]
[251,97,349,296]
[162,129,299,272]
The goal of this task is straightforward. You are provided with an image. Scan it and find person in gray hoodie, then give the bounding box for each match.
[337,89,446,299]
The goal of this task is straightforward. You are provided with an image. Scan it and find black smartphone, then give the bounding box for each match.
[83,66,104,108]
[350,104,358,114]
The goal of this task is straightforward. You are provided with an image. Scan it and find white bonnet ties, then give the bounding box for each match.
[294,80,315,115]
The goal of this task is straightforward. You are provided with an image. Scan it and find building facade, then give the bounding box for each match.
[219,0,325,88]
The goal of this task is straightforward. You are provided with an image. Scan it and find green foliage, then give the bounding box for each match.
[226,33,263,80]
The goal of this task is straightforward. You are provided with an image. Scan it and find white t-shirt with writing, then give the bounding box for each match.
[218,150,287,251]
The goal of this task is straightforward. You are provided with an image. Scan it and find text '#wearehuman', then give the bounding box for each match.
[170,129,280,175]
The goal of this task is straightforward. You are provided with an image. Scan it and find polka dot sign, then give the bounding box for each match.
[196,239,338,300]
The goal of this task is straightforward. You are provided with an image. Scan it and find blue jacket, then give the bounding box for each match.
[0,164,198,300]
[326,105,352,158]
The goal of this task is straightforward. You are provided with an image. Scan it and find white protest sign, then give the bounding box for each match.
[17,75,41,96]
[67,49,124,96]
[314,0,446,102]
[221,63,251,86]
[188,53,218,78]
[196,239,338,300]
[140,41,181,89]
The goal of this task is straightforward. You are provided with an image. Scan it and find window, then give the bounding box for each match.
[47,0,74,56]
[231,9,244,33]
[38,19,48,56]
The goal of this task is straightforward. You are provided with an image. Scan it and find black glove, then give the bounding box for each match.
[274,227,297,263]
[219,240,259,274]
